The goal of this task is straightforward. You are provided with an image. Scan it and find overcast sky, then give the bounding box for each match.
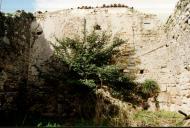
[36,0,178,13]
[1,0,179,21]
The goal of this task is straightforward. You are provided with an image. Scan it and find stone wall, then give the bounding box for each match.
[0,11,35,113]
[137,0,190,113]
[32,7,161,78]
[0,11,60,125]
[32,0,190,113]
[0,0,189,117]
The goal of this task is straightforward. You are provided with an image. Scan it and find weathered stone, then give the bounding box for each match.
[157,93,170,103]
[168,87,180,96]
[170,104,179,111]
[31,0,189,113]
[175,96,183,106]
[0,0,190,116]
[160,84,167,92]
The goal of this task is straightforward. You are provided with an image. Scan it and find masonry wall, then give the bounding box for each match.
[32,0,190,113]
[0,11,34,113]
[136,0,190,113]
[0,0,189,116]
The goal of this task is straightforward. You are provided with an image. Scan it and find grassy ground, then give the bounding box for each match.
[35,89,185,127]
[131,110,184,127]
[36,110,185,127]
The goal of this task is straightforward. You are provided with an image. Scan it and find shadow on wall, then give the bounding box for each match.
[0,11,129,126]
[0,11,53,126]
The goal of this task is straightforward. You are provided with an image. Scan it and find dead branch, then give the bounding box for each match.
[178,110,190,120]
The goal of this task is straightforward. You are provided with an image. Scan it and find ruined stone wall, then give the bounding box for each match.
[0,0,189,116]
[31,0,190,113]
[137,0,190,113]
[0,11,35,112]
[32,7,161,77]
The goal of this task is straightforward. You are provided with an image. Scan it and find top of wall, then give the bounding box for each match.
[34,6,158,21]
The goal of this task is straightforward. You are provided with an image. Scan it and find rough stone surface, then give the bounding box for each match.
[31,0,190,113]
[0,0,190,115]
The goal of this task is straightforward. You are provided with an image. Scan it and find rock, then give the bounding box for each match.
[3,37,10,45]
[183,120,190,127]
[160,84,167,92]
[157,93,170,103]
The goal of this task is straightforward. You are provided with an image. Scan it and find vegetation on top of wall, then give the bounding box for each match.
[77,3,130,9]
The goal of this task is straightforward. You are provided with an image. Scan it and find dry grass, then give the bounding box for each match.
[94,87,136,127]
[131,110,184,127]
[94,87,185,127]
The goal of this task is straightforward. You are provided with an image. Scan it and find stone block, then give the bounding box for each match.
[175,96,183,106]
[157,92,170,103]
[147,98,156,111]
[160,84,167,92]
[179,104,190,114]
[181,90,190,97]
[168,87,180,96]
[170,104,179,111]
[179,83,190,90]
[170,97,176,104]
[182,97,189,104]
[159,102,170,111]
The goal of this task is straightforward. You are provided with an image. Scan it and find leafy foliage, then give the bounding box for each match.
[37,31,161,123]
[52,31,136,96]
[141,79,160,99]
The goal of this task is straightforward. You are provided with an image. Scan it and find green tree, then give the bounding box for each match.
[52,31,137,96]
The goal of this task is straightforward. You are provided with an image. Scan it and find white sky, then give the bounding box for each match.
[35,0,179,21]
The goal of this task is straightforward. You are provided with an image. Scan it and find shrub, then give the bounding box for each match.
[118,4,121,7]
[113,4,117,7]
[93,24,101,30]
[37,30,140,122]
[141,79,160,99]
[51,31,138,96]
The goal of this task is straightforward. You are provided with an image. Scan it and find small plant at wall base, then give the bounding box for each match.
[140,79,160,109]
[141,79,160,98]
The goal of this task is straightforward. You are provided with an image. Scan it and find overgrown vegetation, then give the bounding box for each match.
[0,9,187,127]
[132,110,184,127]
[0,12,164,125]
[34,30,163,126]
[140,79,160,100]
[50,31,138,100]
[0,6,188,127]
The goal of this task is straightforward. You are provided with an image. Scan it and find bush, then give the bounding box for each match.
[37,31,141,122]
[141,79,160,99]
[54,32,116,86]
[51,31,138,96]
